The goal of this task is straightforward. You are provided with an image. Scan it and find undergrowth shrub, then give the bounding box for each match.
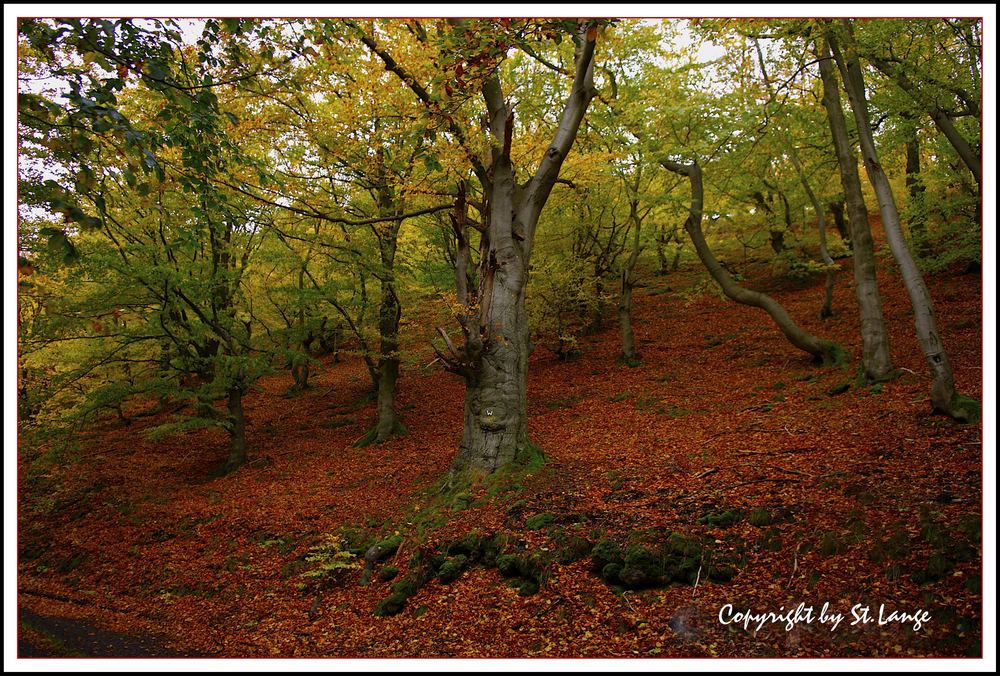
[300,534,362,582]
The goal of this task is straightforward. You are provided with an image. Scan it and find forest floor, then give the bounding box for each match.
[16,222,984,659]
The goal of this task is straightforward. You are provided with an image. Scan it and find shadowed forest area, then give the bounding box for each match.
[14,13,989,663]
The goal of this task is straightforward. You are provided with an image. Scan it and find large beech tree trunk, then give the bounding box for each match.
[443,23,597,473]
[817,37,894,383]
[661,158,843,365]
[828,22,976,421]
[359,19,597,472]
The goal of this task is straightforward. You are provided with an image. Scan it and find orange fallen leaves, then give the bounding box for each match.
[17,231,983,658]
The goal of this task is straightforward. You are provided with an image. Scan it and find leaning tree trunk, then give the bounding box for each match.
[752,35,837,318]
[829,22,977,422]
[661,158,844,365]
[817,37,894,383]
[618,195,643,364]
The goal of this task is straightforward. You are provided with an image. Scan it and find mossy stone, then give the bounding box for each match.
[925,553,954,581]
[496,554,519,578]
[697,510,743,528]
[374,592,407,617]
[666,532,702,558]
[619,545,665,588]
[390,575,420,597]
[591,539,623,571]
[601,562,623,582]
[518,580,540,596]
[517,551,551,583]
[748,508,774,527]
[377,566,399,582]
[437,555,468,584]
[819,532,844,556]
[426,553,447,573]
[445,533,486,561]
[555,535,593,564]
[707,564,736,583]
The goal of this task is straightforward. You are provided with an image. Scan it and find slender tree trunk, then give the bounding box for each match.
[656,223,669,275]
[828,200,850,248]
[829,22,976,421]
[223,386,248,473]
[761,188,787,254]
[904,123,928,256]
[779,189,793,232]
[817,37,895,382]
[291,265,310,392]
[618,196,642,364]
[584,276,605,336]
[662,158,844,364]
[786,150,836,318]
[373,234,404,443]
[355,212,407,446]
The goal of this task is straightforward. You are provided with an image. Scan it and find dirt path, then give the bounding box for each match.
[18,607,188,658]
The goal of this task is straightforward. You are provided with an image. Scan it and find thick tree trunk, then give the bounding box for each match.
[662,158,844,364]
[817,38,895,382]
[223,386,248,473]
[454,259,532,471]
[830,23,976,421]
[447,22,597,473]
[374,353,401,441]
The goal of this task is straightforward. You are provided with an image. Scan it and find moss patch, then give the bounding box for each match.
[525,512,556,530]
